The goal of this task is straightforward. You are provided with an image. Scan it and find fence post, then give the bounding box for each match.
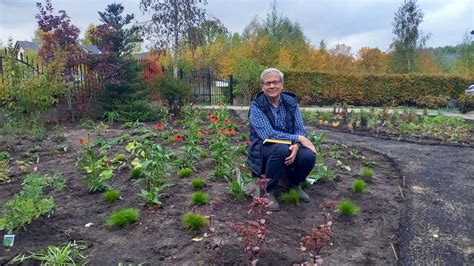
[178,68,183,80]
[229,75,233,105]
[207,69,212,105]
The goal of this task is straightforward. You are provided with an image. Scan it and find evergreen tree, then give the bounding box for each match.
[90,3,153,121]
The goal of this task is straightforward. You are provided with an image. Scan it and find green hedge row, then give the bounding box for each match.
[284,71,471,106]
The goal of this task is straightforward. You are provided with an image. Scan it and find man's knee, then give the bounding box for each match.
[273,144,291,158]
[299,148,316,165]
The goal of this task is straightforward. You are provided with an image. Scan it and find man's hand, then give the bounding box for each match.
[285,144,299,165]
[297,135,317,155]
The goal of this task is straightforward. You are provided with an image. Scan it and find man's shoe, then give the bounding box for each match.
[294,185,310,203]
[267,191,280,212]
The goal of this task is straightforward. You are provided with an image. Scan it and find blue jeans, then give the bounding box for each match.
[261,143,316,191]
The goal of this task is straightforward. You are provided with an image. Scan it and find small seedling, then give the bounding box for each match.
[336,200,360,216]
[352,179,366,193]
[279,189,300,205]
[359,166,374,179]
[199,151,208,159]
[104,190,120,203]
[191,178,205,190]
[191,191,208,205]
[182,212,208,231]
[130,167,142,178]
[106,208,140,228]
[178,168,193,178]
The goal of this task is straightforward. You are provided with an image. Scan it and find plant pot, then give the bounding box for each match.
[3,234,15,247]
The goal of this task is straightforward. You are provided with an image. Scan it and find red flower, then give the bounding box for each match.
[174,134,184,142]
[209,115,218,123]
[154,123,165,130]
[244,140,252,145]
[77,138,89,146]
[224,119,231,125]
[198,130,206,137]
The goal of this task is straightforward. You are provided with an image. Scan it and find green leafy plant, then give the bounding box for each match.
[0,160,10,183]
[191,178,205,190]
[76,147,115,193]
[359,166,374,179]
[104,190,120,203]
[182,212,208,231]
[0,173,55,232]
[191,191,208,205]
[10,241,88,265]
[178,168,193,178]
[310,163,335,182]
[352,179,366,193]
[336,200,360,216]
[106,208,140,228]
[226,167,251,200]
[138,183,174,206]
[279,189,300,205]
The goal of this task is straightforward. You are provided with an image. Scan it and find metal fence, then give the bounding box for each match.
[180,69,234,105]
[1,50,235,106]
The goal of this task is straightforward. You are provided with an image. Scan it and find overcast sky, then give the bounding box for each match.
[0,0,473,54]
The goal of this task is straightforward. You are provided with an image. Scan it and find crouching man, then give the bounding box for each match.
[246,67,317,212]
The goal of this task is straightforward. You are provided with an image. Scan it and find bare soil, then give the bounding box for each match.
[0,111,403,265]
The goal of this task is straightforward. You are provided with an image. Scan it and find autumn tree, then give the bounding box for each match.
[328,44,354,73]
[139,0,209,76]
[356,47,388,74]
[35,0,82,67]
[82,24,96,45]
[389,0,430,73]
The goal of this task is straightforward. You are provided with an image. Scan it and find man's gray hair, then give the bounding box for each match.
[260,68,284,84]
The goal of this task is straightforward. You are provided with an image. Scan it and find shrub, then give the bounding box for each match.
[182,212,208,231]
[178,168,193,178]
[191,191,208,205]
[153,75,192,113]
[104,190,120,203]
[359,166,374,179]
[130,167,142,178]
[337,200,360,216]
[352,179,366,193]
[279,189,300,205]
[191,178,205,190]
[106,208,140,228]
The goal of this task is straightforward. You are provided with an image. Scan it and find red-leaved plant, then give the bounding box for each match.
[299,213,333,266]
[227,177,272,265]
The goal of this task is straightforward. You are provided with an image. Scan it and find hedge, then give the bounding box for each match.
[284,71,471,106]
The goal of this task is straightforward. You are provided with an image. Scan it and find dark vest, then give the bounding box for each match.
[246,91,298,176]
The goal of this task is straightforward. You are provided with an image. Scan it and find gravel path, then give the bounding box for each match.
[319,129,474,265]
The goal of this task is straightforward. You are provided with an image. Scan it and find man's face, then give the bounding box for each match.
[261,72,283,100]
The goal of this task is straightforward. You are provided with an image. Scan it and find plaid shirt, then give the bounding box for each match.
[249,97,307,143]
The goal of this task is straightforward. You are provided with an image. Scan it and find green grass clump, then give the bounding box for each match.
[104,190,120,203]
[182,212,208,231]
[359,166,374,179]
[178,168,193,178]
[235,146,248,155]
[199,151,208,159]
[352,179,366,193]
[279,189,300,204]
[336,200,360,216]
[300,180,310,189]
[191,178,205,190]
[106,208,140,228]
[130,167,142,178]
[191,191,208,205]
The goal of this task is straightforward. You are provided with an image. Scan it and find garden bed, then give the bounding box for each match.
[0,108,403,265]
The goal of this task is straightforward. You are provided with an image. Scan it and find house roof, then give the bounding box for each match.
[81,45,100,55]
[15,41,40,51]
